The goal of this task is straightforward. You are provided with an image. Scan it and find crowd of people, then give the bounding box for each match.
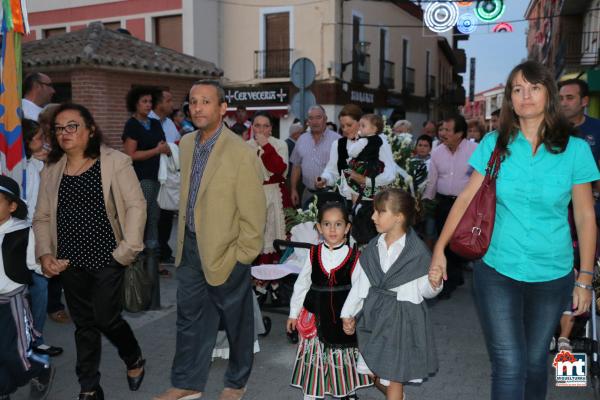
[0,59,599,400]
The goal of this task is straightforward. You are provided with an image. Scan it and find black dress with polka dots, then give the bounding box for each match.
[57,160,117,271]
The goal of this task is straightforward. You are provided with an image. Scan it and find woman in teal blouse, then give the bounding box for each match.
[430,60,598,400]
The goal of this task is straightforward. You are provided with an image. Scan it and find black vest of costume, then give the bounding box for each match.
[337,137,349,174]
[2,227,32,285]
[303,243,358,348]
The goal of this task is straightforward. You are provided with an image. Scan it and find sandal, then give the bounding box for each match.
[48,310,71,324]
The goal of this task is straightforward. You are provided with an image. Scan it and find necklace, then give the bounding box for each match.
[66,158,91,176]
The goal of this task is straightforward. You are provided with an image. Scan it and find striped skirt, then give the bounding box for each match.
[291,337,372,398]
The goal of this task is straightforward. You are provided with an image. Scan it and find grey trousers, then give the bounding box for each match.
[171,228,255,392]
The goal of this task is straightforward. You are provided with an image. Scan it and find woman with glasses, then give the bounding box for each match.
[33,103,147,400]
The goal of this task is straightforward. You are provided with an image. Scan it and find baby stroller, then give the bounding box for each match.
[569,264,600,395]
[251,221,320,341]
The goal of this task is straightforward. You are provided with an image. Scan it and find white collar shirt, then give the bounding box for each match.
[377,233,406,273]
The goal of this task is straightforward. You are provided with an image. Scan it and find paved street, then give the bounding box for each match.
[14,266,598,400]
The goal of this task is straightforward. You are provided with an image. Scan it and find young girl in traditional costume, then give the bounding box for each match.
[287,202,372,399]
[341,188,444,400]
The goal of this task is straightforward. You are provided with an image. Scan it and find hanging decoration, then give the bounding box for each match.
[475,0,505,22]
[0,0,30,188]
[424,1,460,33]
[457,13,478,34]
[492,22,513,33]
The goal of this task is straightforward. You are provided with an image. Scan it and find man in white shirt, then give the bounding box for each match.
[21,73,55,121]
[149,88,180,144]
[149,88,180,265]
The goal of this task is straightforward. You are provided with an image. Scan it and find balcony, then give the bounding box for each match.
[380,60,394,89]
[427,75,436,98]
[353,53,371,84]
[402,66,415,95]
[563,31,600,67]
[254,49,292,79]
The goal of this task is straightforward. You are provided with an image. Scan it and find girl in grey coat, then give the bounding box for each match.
[341,189,444,400]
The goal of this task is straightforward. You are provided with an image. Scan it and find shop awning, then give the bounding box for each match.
[225,105,289,119]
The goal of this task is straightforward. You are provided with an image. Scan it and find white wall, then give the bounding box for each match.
[183,0,219,65]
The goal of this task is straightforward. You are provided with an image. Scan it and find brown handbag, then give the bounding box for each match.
[449,145,502,259]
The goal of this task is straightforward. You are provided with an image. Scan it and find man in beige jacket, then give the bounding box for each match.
[154,81,266,400]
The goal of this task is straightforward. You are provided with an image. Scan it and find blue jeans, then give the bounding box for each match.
[29,273,48,346]
[473,263,573,400]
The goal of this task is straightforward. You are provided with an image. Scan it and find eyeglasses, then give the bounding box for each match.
[38,81,53,88]
[54,123,80,136]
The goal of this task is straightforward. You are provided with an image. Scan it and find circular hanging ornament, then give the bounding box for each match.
[492,22,513,32]
[424,1,460,33]
[475,0,505,22]
[457,13,478,34]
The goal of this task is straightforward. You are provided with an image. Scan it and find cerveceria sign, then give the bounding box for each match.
[225,86,289,105]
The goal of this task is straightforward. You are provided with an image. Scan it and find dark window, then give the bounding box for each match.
[44,28,66,38]
[264,12,290,78]
[154,15,182,52]
[103,21,121,30]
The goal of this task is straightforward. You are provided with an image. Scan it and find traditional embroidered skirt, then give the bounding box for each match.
[290,337,372,398]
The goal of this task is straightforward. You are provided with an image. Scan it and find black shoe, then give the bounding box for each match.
[127,358,145,391]
[78,387,104,400]
[259,316,271,337]
[33,344,63,357]
[29,365,55,400]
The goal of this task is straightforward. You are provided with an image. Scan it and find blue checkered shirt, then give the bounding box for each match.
[185,124,223,232]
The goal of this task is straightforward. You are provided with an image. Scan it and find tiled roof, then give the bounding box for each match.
[23,22,223,78]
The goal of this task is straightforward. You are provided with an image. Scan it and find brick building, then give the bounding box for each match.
[525,0,600,117]
[462,84,504,131]
[22,22,222,148]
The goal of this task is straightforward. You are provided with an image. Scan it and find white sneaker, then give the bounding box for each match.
[549,336,556,351]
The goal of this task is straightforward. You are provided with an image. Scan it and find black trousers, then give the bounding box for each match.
[0,303,44,396]
[171,229,254,392]
[61,264,141,392]
[158,209,175,260]
[435,194,465,295]
[46,275,65,313]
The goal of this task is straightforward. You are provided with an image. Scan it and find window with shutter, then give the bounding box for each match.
[44,28,66,38]
[265,12,289,78]
[154,15,182,53]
